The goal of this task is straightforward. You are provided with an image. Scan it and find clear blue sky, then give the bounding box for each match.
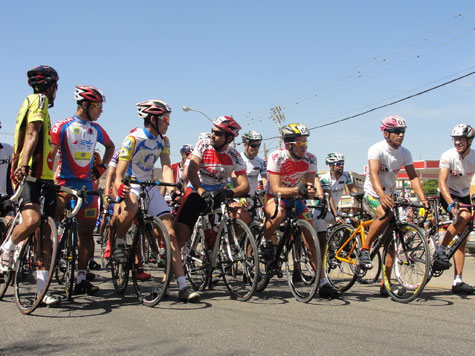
[1,1,474,173]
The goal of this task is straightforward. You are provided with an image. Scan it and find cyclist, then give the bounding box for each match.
[174,116,249,289]
[359,115,429,296]
[0,65,60,306]
[51,85,115,295]
[239,131,267,196]
[314,152,357,297]
[171,144,193,184]
[263,123,333,298]
[434,124,475,294]
[113,100,199,302]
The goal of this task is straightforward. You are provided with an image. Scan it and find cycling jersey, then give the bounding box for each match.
[190,138,246,192]
[439,147,475,197]
[320,171,353,206]
[0,143,13,195]
[266,149,317,195]
[363,140,413,197]
[52,115,110,181]
[109,148,120,168]
[242,152,267,195]
[13,94,54,180]
[171,161,184,183]
[118,127,170,180]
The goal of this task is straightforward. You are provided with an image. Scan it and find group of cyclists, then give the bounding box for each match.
[0,64,474,311]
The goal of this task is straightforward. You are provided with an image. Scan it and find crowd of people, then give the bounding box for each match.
[1,65,474,309]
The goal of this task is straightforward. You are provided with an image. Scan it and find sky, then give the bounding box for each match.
[1,1,474,173]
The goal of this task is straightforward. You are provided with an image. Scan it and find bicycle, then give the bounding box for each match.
[251,193,322,303]
[0,176,81,314]
[109,176,175,307]
[181,196,259,301]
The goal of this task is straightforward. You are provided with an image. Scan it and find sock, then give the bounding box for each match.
[177,275,187,290]
[454,275,462,286]
[36,270,48,294]
[76,270,86,284]
[320,278,327,286]
[4,239,16,251]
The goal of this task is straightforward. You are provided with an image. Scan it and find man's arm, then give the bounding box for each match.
[160,152,174,195]
[187,155,205,196]
[15,121,42,181]
[232,173,250,197]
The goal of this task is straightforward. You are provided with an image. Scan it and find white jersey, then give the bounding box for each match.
[241,153,267,195]
[320,171,353,206]
[0,143,13,195]
[363,140,413,197]
[439,147,475,197]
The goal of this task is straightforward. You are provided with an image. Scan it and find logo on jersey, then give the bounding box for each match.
[84,208,97,218]
[73,127,80,135]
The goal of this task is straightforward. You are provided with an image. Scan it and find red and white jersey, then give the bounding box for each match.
[190,138,246,191]
[266,149,317,195]
[52,115,110,180]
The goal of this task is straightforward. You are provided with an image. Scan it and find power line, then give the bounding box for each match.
[262,70,475,141]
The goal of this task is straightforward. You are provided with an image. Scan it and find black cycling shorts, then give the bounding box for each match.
[175,190,208,229]
[440,193,470,217]
[20,180,56,218]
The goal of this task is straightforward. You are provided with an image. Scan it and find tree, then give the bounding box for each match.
[422,179,438,196]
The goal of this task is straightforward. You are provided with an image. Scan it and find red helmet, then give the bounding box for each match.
[136,100,171,119]
[380,115,407,131]
[27,65,59,91]
[75,85,105,103]
[213,116,241,137]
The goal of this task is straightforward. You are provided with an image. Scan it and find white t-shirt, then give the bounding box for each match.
[320,171,353,206]
[363,140,413,198]
[241,153,267,195]
[439,147,475,197]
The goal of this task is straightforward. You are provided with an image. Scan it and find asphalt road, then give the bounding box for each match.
[2,252,475,356]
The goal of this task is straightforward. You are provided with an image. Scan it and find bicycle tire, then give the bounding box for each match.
[249,221,271,293]
[219,219,259,301]
[64,222,77,301]
[182,224,210,291]
[132,217,172,307]
[14,216,58,314]
[285,219,321,303]
[0,217,13,299]
[110,223,131,294]
[324,224,358,292]
[381,223,430,303]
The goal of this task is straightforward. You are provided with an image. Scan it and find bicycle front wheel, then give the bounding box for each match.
[132,217,172,307]
[382,223,430,303]
[0,218,14,299]
[219,219,259,301]
[64,223,77,301]
[110,224,131,294]
[285,220,321,303]
[324,224,359,292]
[14,217,58,314]
[182,225,210,291]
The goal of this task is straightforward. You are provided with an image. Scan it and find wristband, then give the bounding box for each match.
[447,202,455,213]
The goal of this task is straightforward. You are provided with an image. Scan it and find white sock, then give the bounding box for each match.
[454,275,463,286]
[177,275,187,290]
[320,278,327,286]
[76,270,87,284]
[36,270,48,294]
[4,239,16,251]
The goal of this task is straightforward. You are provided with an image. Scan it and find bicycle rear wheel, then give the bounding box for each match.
[324,224,359,292]
[382,223,430,303]
[132,217,172,307]
[250,222,271,293]
[110,224,131,294]
[219,219,259,301]
[285,220,321,303]
[14,217,58,314]
[64,224,77,301]
[183,225,210,291]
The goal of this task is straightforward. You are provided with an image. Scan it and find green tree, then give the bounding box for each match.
[422,179,438,196]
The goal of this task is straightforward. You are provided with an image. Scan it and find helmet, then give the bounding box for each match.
[242,130,263,144]
[281,123,310,140]
[136,100,171,120]
[75,85,105,103]
[199,132,211,141]
[180,144,194,154]
[325,152,344,165]
[27,65,59,91]
[213,116,241,137]
[451,124,474,138]
[380,115,407,131]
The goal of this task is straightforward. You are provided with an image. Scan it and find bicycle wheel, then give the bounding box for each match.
[324,224,358,292]
[182,225,210,291]
[132,217,172,307]
[249,221,270,293]
[382,223,430,303]
[0,218,13,299]
[285,220,321,303]
[14,217,58,314]
[64,223,77,301]
[100,218,110,269]
[110,223,131,294]
[219,219,259,301]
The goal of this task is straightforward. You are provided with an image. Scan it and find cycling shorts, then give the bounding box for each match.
[130,184,171,218]
[175,187,208,229]
[60,179,98,220]
[440,193,470,218]
[20,180,56,218]
[313,210,336,233]
[363,194,381,218]
[265,193,313,224]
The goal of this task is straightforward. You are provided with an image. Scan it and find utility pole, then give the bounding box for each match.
[263,142,269,161]
[270,106,285,149]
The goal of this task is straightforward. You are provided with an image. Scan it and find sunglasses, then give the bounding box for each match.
[159,116,170,124]
[387,128,405,135]
[91,102,103,109]
[288,141,308,147]
[211,130,225,137]
[248,143,261,148]
[334,162,344,166]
